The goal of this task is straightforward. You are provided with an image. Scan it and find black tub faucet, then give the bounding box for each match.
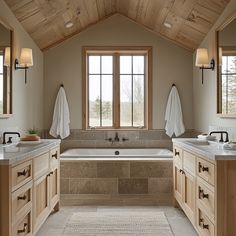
[2,132,21,144]
[114,132,120,142]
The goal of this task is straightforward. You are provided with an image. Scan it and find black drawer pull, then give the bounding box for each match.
[200,218,209,230]
[47,171,54,177]
[17,195,27,201]
[52,151,58,159]
[174,149,180,156]
[199,163,209,172]
[199,189,209,199]
[17,169,29,177]
[17,223,28,234]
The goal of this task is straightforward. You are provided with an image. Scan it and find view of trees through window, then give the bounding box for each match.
[221,55,236,114]
[0,54,3,114]
[88,53,145,128]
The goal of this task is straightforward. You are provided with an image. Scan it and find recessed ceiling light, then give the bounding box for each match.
[65,21,73,29]
[164,22,172,29]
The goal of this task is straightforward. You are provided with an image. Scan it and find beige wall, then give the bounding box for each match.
[44,14,193,130]
[193,0,236,133]
[0,1,44,134]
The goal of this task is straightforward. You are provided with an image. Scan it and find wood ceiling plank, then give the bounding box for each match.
[151,0,174,32]
[20,11,46,33]
[191,3,219,25]
[83,0,99,23]
[11,1,40,22]
[34,0,67,19]
[177,23,205,47]
[104,0,117,15]
[96,0,116,19]
[126,0,140,20]
[197,0,230,14]
[160,12,185,39]
[5,0,33,12]
[170,0,198,18]
[116,0,130,16]
[96,0,106,18]
[138,0,171,30]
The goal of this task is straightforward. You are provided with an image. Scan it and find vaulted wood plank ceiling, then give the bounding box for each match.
[4,0,230,51]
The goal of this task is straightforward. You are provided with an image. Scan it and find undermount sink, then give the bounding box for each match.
[186,140,210,146]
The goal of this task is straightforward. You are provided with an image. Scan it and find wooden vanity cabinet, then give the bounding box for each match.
[0,145,60,236]
[173,147,196,225]
[173,144,236,236]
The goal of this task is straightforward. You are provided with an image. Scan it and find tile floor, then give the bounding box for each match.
[36,206,198,236]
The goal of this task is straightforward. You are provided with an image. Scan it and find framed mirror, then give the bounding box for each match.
[0,19,13,117]
[216,12,236,117]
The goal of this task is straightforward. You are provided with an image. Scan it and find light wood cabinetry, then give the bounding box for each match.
[0,145,60,236]
[173,144,236,236]
[173,148,196,225]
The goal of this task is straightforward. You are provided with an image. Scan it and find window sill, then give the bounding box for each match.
[216,113,236,118]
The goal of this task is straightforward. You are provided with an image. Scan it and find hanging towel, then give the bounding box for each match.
[49,86,70,139]
[165,86,185,137]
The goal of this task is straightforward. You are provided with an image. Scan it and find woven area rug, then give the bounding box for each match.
[62,211,173,235]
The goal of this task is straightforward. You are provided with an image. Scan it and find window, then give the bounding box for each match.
[221,53,236,114]
[83,47,152,129]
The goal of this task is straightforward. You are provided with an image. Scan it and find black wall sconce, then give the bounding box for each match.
[195,48,215,84]
[15,48,33,84]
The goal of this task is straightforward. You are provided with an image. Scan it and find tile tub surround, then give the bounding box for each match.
[60,160,173,206]
[42,129,197,152]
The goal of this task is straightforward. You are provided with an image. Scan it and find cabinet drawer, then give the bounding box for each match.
[12,209,32,236]
[12,181,32,224]
[50,147,60,170]
[183,151,196,176]
[197,158,215,186]
[33,152,49,179]
[197,208,214,236]
[173,146,182,167]
[12,160,32,192]
[197,179,215,223]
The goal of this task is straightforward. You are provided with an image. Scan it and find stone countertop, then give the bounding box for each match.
[0,139,61,166]
[172,138,236,161]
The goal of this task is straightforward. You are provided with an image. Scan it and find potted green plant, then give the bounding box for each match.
[27,128,39,136]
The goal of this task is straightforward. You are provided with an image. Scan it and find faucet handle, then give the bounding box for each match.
[7,137,13,144]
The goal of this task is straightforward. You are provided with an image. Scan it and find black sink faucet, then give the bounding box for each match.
[2,132,21,144]
[209,131,229,143]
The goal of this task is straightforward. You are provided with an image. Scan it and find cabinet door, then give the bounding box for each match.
[182,170,195,224]
[49,167,60,211]
[33,173,50,233]
[174,164,182,204]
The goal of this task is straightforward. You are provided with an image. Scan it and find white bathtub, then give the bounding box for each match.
[60,148,173,161]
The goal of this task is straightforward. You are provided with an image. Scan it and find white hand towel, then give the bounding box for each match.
[49,87,70,139]
[165,86,185,137]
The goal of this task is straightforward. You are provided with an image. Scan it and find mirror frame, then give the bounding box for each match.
[0,18,13,118]
[216,11,236,118]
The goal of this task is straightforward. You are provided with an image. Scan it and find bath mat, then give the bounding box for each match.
[62,211,173,235]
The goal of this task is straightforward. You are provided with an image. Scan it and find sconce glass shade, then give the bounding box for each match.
[19,48,33,67]
[195,48,209,67]
[4,47,11,66]
[219,47,222,66]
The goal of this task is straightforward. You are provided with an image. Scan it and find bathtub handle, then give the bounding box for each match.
[105,138,113,143]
